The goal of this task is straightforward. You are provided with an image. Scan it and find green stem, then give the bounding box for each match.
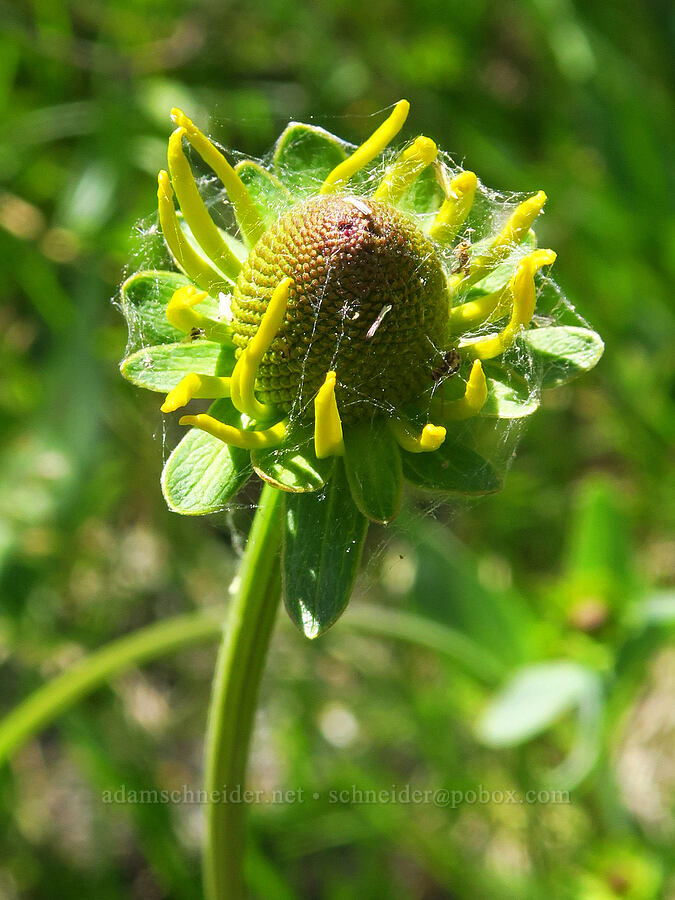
[203,483,284,900]
[343,605,504,684]
[0,610,224,767]
[0,602,502,771]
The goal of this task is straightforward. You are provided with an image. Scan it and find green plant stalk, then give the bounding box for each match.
[203,483,284,900]
[345,605,504,684]
[0,601,504,771]
[0,610,224,766]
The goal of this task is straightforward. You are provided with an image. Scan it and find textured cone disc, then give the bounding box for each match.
[231,194,450,422]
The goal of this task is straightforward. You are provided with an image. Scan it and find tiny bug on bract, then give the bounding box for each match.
[431,348,461,383]
[451,238,472,275]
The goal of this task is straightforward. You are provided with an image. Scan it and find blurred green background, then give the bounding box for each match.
[1,0,673,897]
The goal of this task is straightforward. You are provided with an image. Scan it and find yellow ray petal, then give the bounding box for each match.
[320,100,410,194]
[441,360,488,420]
[314,371,344,458]
[179,414,288,449]
[451,190,547,291]
[158,171,230,295]
[428,170,477,244]
[161,373,231,413]
[165,285,231,343]
[448,288,503,334]
[390,419,446,453]
[372,135,437,203]
[230,277,291,419]
[460,249,556,360]
[170,108,265,247]
[167,128,242,280]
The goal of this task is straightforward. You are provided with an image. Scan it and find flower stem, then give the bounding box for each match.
[203,483,284,900]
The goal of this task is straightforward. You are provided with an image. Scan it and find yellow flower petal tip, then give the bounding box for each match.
[170,107,193,129]
[157,169,170,197]
[320,100,411,194]
[529,248,557,268]
[314,371,344,459]
[165,107,265,247]
[441,359,487,420]
[161,373,231,413]
[452,171,478,194]
[373,134,438,203]
[510,248,557,328]
[418,424,446,452]
[169,125,187,146]
[429,169,478,243]
[466,359,488,408]
[166,123,243,280]
[390,419,446,453]
[498,190,548,248]
[161,375,198,413]
[411,135,437,161]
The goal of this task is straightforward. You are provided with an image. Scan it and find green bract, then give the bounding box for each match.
[119,103,604,637]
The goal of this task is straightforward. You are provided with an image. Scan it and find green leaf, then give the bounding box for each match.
[120,270,221,346]
[477,662,598,747]
[251,430,333,493]
[481,363,540,418]
[282,460,368,638]
[120,341,228,392]
[517,325,604,388]
[343,420,403,524]
[401,439,502,496]
[399,165,444,217]
[235,160,293,227]
[161,399,250,515]
[273,122,348,196]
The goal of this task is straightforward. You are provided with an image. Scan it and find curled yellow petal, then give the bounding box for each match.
[429,170,477,244]
[460,249,557,360]
[442,360,488,420]
[179,414,288,449]
[167,128,242,280]
[320,100,410,194]
[230,277,291,419]
[372,135,437,204]
[494,190,547,252]
[448,289,503,334]
[157,171,230,295]
[391,419,446,453]
[314,371,344,458]
[451,190,547,290]
[161,373,231,413]
[170,108,265,247]
[165,285,231,343]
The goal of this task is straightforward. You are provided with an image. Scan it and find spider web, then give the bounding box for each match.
[117,108,592,582]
